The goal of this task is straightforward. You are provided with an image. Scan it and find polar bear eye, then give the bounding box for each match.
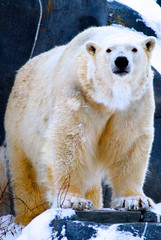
[132,48,138,53]
[106,48,112,53]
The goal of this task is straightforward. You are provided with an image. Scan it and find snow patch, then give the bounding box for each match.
[91,224,141,240]
[17,208,75,240]
[153,202,161,215]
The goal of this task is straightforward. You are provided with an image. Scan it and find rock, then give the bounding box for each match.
[50,217,97,240]
[76,209,141,224]
[157,0,161,7]
[144,117,161,204]
[51,219,97,240]
[0,0,40,145]
[32,0,108,56]
[153,67,161,118]
[49,209,161,240]
[117,223,161,240]
[141,210,161,223]
[52,221,161,240]
[106,1,156,37]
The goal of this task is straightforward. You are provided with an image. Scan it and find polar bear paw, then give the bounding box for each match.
[112,196,154,211]
[61,197,93,210]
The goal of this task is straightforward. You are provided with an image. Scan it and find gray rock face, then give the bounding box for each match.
[32,0,108,56]
[0,0,40,144]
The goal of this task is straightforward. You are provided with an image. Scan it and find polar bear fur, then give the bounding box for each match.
[5,26,156,225]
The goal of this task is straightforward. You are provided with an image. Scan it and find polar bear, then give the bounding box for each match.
[5,26,156,225]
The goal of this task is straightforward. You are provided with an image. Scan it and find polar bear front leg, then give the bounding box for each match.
[41,100,95,210]
[42,137,94,211]
[108,135,155,211]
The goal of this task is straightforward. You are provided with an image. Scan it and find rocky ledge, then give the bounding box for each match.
[49,209,161,240]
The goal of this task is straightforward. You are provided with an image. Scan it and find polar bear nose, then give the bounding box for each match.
[115,56,129,69]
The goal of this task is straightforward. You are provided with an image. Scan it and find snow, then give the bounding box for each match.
[16,208,75,240]
[91,224,141,240]
[1,0,161,239]
[0,209,75,240]
[153,202,161,216]
[1,204,161,239]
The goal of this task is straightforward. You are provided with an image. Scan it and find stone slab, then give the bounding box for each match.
[76,209,141,224]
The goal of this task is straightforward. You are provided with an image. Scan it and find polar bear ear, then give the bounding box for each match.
[85,41,99,56]
[142,37,156,53]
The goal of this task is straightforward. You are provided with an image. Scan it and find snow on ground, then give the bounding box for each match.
[0,204,161,240]
[91,224,141,240]
[16,208,75,240]
[153,202,161,215]
[0,215,23,240]
[0,209,75,240]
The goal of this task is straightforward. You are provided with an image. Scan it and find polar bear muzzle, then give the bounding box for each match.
[113,56,130,76]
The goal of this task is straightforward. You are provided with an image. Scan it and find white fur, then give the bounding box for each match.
[5,26,156,225]
[85,35,155,111]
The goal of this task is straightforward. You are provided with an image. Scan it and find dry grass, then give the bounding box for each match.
[0,215,23,240]
[57,173,71,208]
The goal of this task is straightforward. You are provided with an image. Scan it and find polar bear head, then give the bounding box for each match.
[84,35,156,110]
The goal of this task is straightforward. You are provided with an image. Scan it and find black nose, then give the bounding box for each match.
[115,56,129,69]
